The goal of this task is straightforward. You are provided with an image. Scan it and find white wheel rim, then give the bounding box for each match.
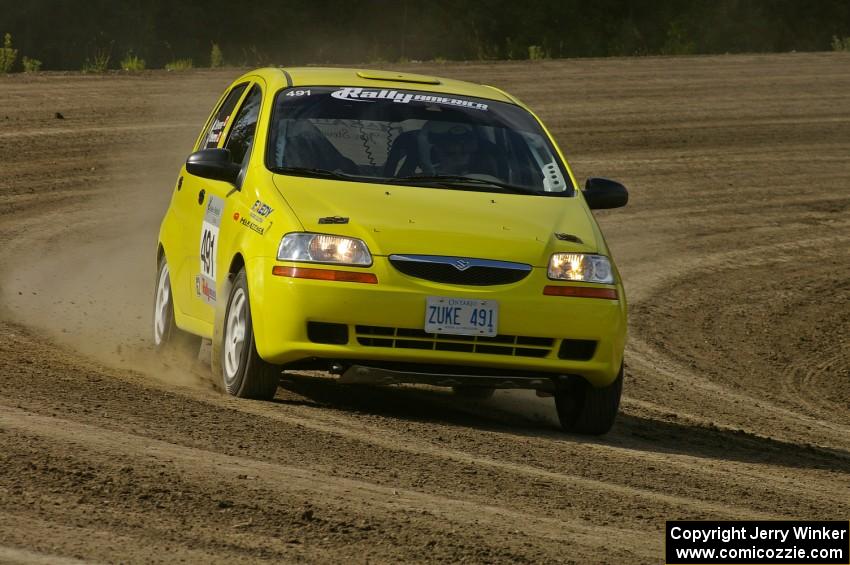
[154,263,171,345]
[224,288,247,382]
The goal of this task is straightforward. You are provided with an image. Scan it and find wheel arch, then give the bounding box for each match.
[227,252,246,280]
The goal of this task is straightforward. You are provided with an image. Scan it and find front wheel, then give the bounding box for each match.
[220,269,280,400]
[554,365,623,435]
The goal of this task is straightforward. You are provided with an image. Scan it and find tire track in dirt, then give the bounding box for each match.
[169,387,785,519]
[0,544,92,565]
[784,342,850,417]
[0,122,197,140]
[624,225,850,442]
[626,337,850,444]
[0,405,657,561]
[236,390,850,514]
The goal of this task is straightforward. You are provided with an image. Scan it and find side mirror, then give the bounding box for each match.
[583,177,629,209]
[186,148,241,184]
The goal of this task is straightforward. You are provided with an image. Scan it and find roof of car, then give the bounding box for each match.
[239,67,520,106]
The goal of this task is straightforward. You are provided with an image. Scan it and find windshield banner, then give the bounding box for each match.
[331,88,489,111]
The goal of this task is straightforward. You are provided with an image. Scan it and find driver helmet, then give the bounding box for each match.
[428,122,477,173]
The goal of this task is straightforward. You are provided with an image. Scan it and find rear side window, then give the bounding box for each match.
[200,82,248,149]
[225,85,262,166]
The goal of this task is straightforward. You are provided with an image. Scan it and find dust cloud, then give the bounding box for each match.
[0,103,204,386]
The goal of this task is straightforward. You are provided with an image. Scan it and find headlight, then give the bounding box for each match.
[548,253,614,283]
[277,233,372,266]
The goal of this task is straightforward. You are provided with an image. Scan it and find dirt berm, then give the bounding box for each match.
[0,53,848,563]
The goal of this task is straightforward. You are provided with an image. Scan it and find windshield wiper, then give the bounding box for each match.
[272,168,567,196]
[270,166,358,181]
[389,174,553,196]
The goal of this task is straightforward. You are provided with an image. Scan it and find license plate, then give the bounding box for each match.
[424,296,498,337]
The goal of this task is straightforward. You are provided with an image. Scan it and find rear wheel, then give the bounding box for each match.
[554,365,623,435]
[153,256,200,358]
[220,269,279,400]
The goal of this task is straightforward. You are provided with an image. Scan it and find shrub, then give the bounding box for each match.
[165,58,193,71]
[0,33,18,73]
[661,21,696,55]
[120,54,145,71]
[82,46,111,73]
[528,45,548,60]
[210,42,223,67]
[22,56,41,72]
[832,35,850,52]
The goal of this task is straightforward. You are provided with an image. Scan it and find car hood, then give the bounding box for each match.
[272,176,599,266]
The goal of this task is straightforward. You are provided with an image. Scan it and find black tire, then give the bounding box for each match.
[220,268,279,400]
[153,256,201,358]
[554,365,623,435]
[452,386,495,400]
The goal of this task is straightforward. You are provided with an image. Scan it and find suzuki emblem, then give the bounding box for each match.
[453,259,472,271]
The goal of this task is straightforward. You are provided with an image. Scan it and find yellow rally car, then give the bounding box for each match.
[154,67,629,434]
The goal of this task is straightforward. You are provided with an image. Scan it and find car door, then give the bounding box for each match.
[182,81,264,325]
[170,82,249,323]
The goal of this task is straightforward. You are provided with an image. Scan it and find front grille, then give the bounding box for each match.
[356,325,554,358]
[389,254,531,286]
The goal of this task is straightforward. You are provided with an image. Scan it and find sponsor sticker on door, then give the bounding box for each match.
[200,195,224,281]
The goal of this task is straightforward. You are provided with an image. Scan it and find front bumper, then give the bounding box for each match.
[246,256,627,387]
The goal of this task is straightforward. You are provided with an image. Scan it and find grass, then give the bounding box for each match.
[82,46,111,73]
[120,54,145,71]
[165,58,193,71]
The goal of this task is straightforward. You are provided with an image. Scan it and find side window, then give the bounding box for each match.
[200,83,248,149]
[225,85,262,166]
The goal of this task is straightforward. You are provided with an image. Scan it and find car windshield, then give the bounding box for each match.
[266,86,574,196]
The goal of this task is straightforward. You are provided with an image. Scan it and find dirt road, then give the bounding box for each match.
[1,53,848,563]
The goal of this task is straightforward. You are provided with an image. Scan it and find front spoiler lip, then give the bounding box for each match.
[339,364,560,391]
